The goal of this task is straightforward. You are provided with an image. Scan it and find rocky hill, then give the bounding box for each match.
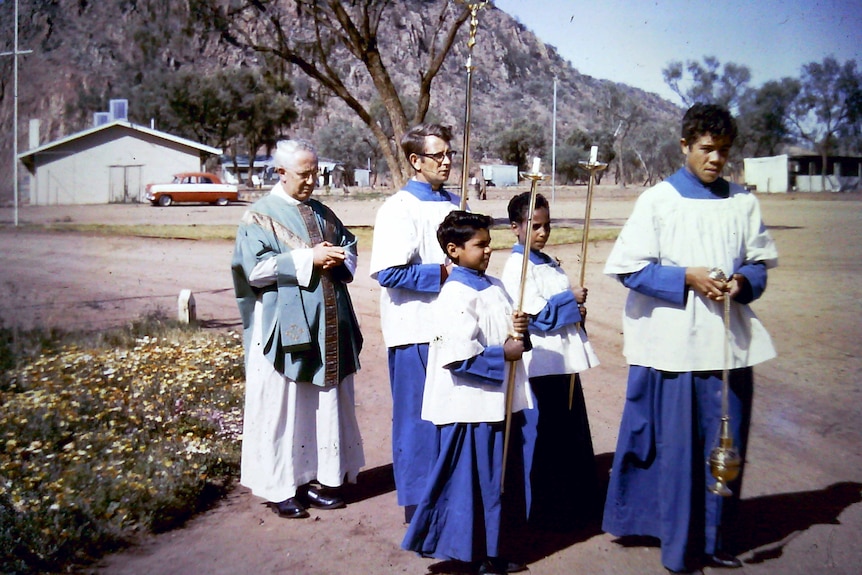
[0,0,682,202]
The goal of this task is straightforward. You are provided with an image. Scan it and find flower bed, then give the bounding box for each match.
[0,320,245,573]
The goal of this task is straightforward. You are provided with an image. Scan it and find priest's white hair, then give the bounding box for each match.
[273,139,318,170]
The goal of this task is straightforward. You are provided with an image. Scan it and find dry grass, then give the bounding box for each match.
[17,223,619,250]
[24,223,240,241]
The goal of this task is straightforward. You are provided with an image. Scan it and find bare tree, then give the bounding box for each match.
[601,86,645,187]
[737,78,800,158]
[629,119,679,186]
[194,0,470,188]
[789,57,862,191]
[662,56,751,113]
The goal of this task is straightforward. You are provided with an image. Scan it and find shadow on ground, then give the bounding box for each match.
[599,480,862,570]
[341,463,397,504]
[738,481,862,563]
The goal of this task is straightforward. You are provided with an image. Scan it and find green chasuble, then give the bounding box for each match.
[232,193,362,387]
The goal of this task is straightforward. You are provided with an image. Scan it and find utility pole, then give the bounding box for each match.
[551,76,557,204]
[1,0,33,226]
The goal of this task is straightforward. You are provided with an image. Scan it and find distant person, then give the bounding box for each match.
[402,210,531,575]
[501,191,601,531]
[602,103,778,573]
[231,139,365,520]
[368,123,462,522]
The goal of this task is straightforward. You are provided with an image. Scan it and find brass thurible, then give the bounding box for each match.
[706,267,742,497]
[709,417,742,497]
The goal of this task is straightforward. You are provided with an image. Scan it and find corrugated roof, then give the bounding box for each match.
[18,120,222,160]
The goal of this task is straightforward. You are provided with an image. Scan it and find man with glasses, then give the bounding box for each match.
[232,139,365,520]
[369,123,462,522]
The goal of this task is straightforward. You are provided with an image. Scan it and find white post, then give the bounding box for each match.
[177,289,197,324]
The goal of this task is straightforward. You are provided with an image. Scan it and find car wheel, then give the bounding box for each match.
[158,195,173,207]
[215,197,229,206]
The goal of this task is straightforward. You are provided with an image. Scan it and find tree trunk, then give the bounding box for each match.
[208,0,471,191]
[821,148,829,193]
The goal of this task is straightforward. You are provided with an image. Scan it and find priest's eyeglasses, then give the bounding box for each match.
[278,167,319,181]
[418,150,458,164]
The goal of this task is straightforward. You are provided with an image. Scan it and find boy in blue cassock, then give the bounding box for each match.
[501,191,601,531]
[602,103,778,574]
[402,211,531,575]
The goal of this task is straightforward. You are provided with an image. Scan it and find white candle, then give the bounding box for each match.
[590,145,598,164]
[531,157,541,174]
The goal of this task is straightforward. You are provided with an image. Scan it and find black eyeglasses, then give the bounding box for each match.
[418,150,458,164]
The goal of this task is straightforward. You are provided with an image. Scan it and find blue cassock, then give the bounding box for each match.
[509,245,600,530]
[602,168,767,572]
[376,180,456,508]
[401,267,530,564]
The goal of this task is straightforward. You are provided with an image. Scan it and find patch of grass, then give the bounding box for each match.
[350,225,620,252]
[15,221,619,249]
[27,223,239,241]
[488,225,619,251]
[0,313,244,573]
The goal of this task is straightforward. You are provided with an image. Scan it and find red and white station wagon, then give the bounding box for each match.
[145,172,239,207]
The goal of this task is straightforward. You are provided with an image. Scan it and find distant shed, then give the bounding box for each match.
[744,153,862,193]
[480,164,519,187]
[744,155,789,193]
[788,154,862,192]
[18,121,221,205]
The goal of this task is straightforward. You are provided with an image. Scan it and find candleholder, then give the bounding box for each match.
[575,157,609,285]
[569,156,608,409]
[502,160,548,492]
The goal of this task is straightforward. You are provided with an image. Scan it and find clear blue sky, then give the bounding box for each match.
[492,0,862,103]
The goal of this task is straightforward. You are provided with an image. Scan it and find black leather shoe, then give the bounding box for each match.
[706,551,743,568]
[301,485,346,510]
[478,557,528,574]
[266,497,309,519]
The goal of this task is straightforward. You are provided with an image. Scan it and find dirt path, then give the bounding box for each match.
[1,189,861,575]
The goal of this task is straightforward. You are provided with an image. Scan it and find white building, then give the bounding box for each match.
[743,155,789,193]
[480,164,519,187]
[743,153,862,193]
[18,121,221,205]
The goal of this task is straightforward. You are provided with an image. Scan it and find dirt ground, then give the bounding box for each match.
[1,186,861,575]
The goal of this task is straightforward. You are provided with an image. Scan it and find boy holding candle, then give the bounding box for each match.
[501,191,601,531]
[402,210,531,575]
